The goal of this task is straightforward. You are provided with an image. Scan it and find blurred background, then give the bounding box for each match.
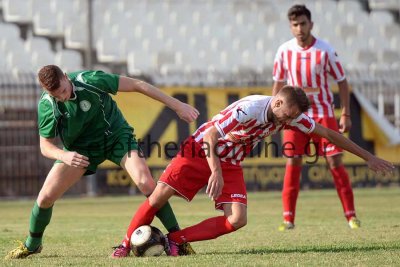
[0,0,399,197]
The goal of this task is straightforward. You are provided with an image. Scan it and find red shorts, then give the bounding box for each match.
[283,116,343,157]
[158,138,247,210]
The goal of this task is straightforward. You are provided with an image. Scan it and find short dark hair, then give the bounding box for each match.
[287,4,311,21]
[38,65,65,91]
[278,85,310,113]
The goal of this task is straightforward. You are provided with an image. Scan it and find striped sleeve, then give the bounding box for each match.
[326,47,345,82]
[286,114,315,134]
[272,45,287,82]
[213,105,251,136]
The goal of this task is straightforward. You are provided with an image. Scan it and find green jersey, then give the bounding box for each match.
[38,70,132,151]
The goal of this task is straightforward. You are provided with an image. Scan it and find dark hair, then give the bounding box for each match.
[278,85,310,113]
[38,65,65,91]
[287,4,311,21]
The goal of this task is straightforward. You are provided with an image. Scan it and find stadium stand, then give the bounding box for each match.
[0,0,399,126]
[2,0,33,24]
[0,0,399,197]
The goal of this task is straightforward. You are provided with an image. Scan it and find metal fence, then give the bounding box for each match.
[348,68,400,133]
[0,72,86,197]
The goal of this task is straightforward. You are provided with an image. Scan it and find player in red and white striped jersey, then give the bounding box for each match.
[272,4,358,230]
[115,86,394,255]
[192,94,314,166]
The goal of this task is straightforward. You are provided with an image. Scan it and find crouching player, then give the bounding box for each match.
[112,85,394,256]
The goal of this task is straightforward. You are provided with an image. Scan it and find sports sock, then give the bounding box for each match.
[330,165,356,220]
[25,202,53,251]
[168,216,235,244]
[155,201,180,233]
[122,199,158,248]
[282,164,302,223]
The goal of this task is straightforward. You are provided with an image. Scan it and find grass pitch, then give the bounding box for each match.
[1,188,399,266]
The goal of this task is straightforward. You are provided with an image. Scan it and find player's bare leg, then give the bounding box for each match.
[5,164,85,259]
[326,154,360,228]
[37,163,87,208]
[120,150,156,196]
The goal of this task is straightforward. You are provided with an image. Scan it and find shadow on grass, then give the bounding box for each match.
[234,243,400,255]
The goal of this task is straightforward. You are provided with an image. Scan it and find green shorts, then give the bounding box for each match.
[55,127,139,175]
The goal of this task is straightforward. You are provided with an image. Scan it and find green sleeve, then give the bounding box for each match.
[38,96,58,138]
[69,70,120,95]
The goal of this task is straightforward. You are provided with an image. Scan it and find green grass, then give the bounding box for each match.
[1,188,400,266]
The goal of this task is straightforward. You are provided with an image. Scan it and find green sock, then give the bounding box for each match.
[25,202,53,251]
[155,201,180,233]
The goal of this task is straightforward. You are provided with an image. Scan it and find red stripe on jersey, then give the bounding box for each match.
[315,50,321,87]
[336,62,344,77]
[273,61,277,78]
[305,52,312,86]
[223,120,239,135]
[279,51,285,80]
[297,118,313,129]
[218,111,233,124]
[326,54,338,80]
[193,123,212,139]
[288,50,293,85]
[328,62,338,80]
[296,52,302,85]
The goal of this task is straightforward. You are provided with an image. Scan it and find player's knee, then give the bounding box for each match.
[326,154,342,169]
[36,194,56,208]
[134,173,156,195]
[147,184,173,209]
[228,214,247,229]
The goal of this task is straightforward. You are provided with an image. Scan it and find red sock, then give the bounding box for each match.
[330,165,356,220]
[168,216,235,244]
[121,199,159,248]
[282,164,302,223]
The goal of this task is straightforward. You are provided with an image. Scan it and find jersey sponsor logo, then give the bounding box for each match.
[231,193,246,199]
[79,100,91,112]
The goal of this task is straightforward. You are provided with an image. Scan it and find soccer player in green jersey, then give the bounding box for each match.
[5,65,199,259]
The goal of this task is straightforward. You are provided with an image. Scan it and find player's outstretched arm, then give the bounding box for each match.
[117,76,199,123]
[312,124,394,173]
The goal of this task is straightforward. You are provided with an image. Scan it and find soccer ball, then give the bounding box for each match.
[130,225,166,257]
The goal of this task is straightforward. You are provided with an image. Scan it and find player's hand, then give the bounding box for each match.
[206,172,224,201]
[367,156,395,174]
[339,115,352,133]
[60,151,90,168]
[175,103,199,123]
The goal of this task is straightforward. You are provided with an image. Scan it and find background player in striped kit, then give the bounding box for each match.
[112,86,394,256]
[272,4,359,230]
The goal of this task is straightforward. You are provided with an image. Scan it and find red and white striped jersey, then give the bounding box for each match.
[272,38,345,118]
[192,95,315,165]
